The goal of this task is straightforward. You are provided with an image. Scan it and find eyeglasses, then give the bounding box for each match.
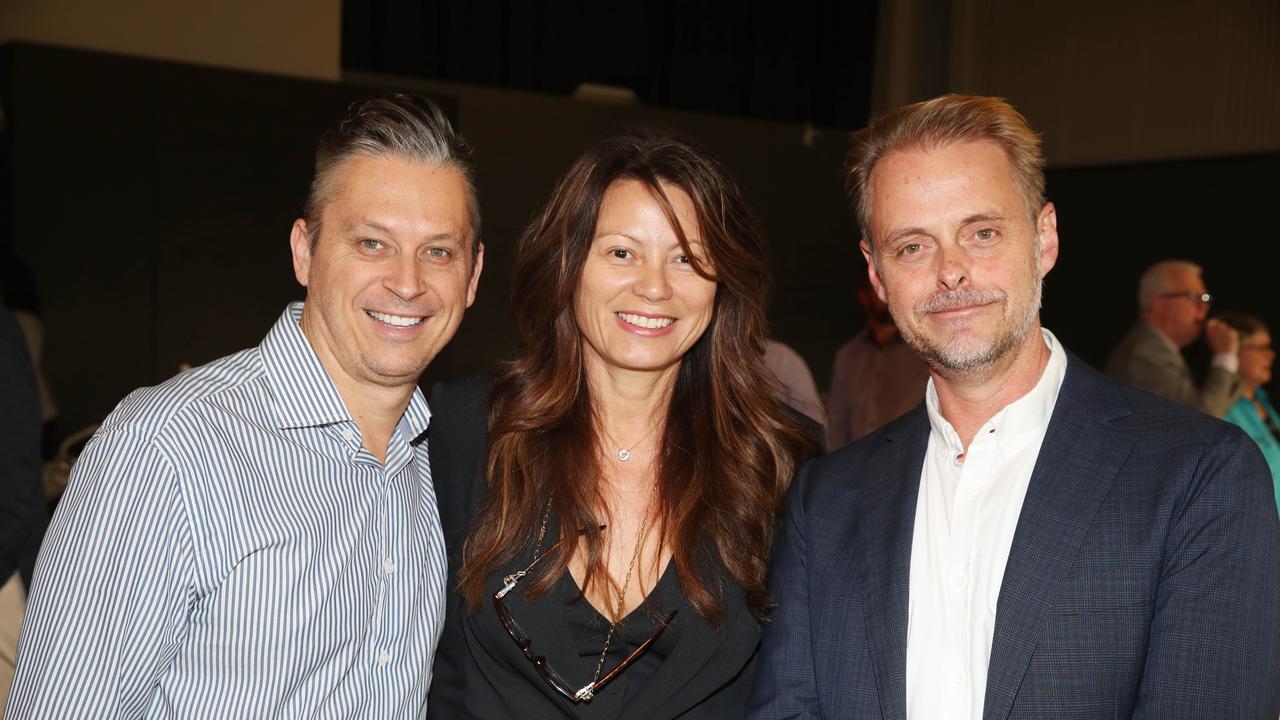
[492,537,678,703]
[1157,290,1213,305]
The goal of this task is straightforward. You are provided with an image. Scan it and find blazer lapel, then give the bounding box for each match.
[981,359,1135,720]
[619,573,759,720]
[857,409,930,720]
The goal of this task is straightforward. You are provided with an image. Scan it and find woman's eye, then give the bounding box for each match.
[675,255,690,264]
[610,248,631,259]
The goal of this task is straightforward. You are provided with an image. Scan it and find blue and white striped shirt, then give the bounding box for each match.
[6,303,447,718]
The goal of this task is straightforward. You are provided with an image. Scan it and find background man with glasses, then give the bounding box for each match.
[1106,259,1241,417]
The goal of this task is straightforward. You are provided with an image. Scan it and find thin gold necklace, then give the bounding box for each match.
[521,480,661,703]
[584,478,659,700]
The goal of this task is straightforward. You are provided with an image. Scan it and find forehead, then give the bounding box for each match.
[323,154,473,239]
[1163,266,1204,291]
[597,178,701,240]
[867,140,1019,238]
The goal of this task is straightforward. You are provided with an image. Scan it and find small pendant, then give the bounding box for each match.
[617,448,631,461]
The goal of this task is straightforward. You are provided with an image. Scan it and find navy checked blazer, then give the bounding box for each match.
[749,353,1280,719]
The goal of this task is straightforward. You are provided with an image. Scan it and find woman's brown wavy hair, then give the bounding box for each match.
[458,128,819,624]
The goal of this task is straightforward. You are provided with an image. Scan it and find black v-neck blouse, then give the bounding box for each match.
[555,561,683,717]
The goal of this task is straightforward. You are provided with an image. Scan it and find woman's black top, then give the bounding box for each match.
[424,376,774,720]
[557,562,683,717]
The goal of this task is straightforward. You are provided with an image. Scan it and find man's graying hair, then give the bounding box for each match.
[303,93,481,257]
[1138,260,1202,311]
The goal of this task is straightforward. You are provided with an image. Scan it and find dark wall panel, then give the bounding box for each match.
[342,0,879,128]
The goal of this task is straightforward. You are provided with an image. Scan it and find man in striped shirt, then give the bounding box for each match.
[5,94,484,718]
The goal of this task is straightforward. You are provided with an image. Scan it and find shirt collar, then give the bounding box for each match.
[258,303,433,443]
[400,386,433,445]
[925,328,1068,457]
[259,302,354,429]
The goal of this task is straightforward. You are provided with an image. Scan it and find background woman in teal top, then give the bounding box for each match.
[1219,312,1280,512]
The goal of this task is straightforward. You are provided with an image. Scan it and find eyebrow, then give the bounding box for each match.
[353,220,462,243]
[593,231,640,243]
[592,232,706,253]
[882,226,930,247]
[881,212,1010,246]
[959,212,1010,226]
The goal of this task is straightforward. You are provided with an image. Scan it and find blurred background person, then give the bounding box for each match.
[0,303,46,708]
[825,274,929,450]
[0,252,59,461]
[1219,312,1280,512]
[438,129,820,719]
[764,338,826,430]
[1106,259,1241,417]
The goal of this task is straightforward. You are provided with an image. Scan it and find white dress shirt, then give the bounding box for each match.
[904,329,1067,720]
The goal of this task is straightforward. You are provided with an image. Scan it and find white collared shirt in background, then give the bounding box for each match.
[904,328,1067,720]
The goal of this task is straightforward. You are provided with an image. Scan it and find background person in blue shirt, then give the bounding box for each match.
[5,94,484,718]
[1220,312,1280,512]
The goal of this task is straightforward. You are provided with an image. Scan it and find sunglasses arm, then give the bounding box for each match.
[496,570,527,599]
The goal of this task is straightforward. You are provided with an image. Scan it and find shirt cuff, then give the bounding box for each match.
[1212,352,1239,374]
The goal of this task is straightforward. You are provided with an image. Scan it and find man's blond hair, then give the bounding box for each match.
[846,94,1046,250]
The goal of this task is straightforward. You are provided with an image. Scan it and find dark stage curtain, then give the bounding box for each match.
[342,0,878,129]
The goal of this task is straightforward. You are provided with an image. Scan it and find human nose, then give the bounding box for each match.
[935,243,970,291]
[384,253,427,300]
[633,259,673,303]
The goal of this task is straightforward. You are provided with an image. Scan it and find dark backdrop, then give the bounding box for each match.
[2,42,1275,437]
[341,0,878,128]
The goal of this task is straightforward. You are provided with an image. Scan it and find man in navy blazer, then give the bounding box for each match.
[749,95,1280,719]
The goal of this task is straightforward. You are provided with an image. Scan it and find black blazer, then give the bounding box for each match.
[426,376,764,719]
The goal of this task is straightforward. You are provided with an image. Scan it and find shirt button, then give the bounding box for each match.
[383,559,397,575]
[377,649,391,667]
[341,428,355,442]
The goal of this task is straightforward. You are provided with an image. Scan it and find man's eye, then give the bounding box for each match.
[901,243,922,256]
[359,239,383,251]
[975,228,996,241]
[427,247,451,259]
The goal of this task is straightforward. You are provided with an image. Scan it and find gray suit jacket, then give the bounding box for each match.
[1105,322,1239,417]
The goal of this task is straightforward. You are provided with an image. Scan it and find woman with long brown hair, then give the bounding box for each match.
[429,128,819,719]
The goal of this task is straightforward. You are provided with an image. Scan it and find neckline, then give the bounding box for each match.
[562,557,677,627]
